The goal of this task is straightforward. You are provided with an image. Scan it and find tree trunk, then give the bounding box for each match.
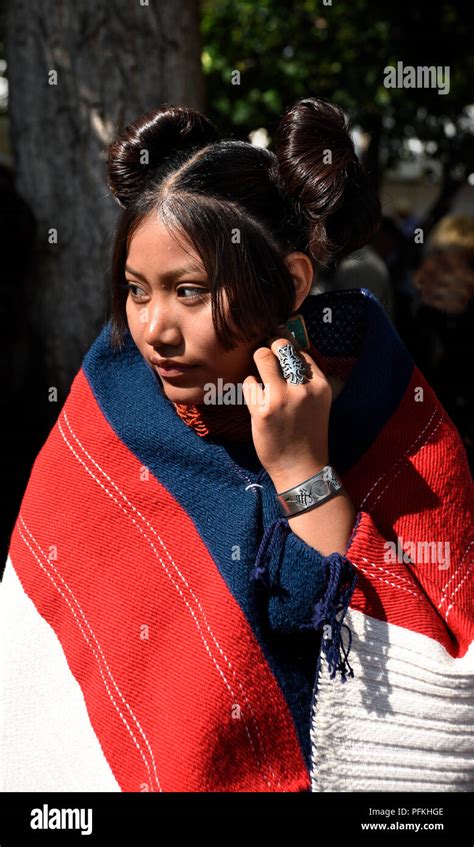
[5,0,205,395]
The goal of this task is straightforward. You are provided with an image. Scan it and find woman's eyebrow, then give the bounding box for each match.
[124,263,206,283]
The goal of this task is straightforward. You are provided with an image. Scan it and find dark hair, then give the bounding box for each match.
[105,98,381,351]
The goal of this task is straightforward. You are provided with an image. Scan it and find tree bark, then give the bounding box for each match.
[5,0,205,394]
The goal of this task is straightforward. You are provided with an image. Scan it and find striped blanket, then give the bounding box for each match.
[1,288,473,792]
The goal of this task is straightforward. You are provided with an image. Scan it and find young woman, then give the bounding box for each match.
[1,98,473,793]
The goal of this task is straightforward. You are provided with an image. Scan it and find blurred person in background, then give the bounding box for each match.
[412,214,474,474]
[317,242,395,324]
[370,215,420,338]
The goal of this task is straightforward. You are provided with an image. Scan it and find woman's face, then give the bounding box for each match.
[125,212,263,405]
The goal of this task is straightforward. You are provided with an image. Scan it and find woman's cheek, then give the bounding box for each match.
[126,301,142,343]
[125,299,133,327]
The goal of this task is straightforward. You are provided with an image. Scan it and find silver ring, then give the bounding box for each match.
[276,342,308,384]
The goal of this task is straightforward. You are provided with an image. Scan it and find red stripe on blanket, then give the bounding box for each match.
[8,368,309,792]
[343,365,474,658]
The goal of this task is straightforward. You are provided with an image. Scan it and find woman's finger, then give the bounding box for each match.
[241,375,266,413]
[253,342,290,390]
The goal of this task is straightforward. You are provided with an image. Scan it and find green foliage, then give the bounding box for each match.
[200,0,474,168]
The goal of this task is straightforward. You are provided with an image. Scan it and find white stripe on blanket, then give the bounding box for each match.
[310,607,474,791]
[0,556,121,792]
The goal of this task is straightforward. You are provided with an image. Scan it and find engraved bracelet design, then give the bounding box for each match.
[275,465,344,517]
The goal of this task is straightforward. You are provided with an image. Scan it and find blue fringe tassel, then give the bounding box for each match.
[250,518,359,683]
[249,517,290,588]
[299,553,359,683]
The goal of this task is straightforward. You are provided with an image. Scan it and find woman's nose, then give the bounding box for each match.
[143,302,182,347]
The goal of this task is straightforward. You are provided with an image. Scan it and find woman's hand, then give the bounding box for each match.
[242,325,333,491]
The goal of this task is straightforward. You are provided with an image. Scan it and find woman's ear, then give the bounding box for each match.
[284,251,315,312]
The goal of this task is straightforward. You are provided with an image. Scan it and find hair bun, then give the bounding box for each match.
[106,104,220,208]
[274,97,381,264]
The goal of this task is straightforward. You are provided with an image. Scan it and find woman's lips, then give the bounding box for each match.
[154,363,197,377]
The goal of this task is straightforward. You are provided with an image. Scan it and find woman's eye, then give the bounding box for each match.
[120,282,146,299]
[177,286,209,301]
[127,283,145,298]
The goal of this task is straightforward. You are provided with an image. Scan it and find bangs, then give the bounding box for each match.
[111,191,296,353]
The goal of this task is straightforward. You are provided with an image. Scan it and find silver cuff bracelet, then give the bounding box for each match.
[275,465,344,517]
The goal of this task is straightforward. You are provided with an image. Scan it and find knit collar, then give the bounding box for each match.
[172,398,254,442]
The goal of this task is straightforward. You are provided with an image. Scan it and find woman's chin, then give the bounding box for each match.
[155,375,205,405]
